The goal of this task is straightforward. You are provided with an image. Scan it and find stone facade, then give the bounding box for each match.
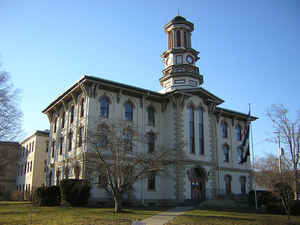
[16,130,49,197]
[42,16,257,205]
[0,141,20,199]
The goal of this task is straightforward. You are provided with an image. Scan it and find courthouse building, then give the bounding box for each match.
[42,16,257,204]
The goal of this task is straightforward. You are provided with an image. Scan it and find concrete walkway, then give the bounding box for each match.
[139,206,194,225]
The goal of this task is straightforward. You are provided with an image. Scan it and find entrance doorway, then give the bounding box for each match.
[189,167,207,202]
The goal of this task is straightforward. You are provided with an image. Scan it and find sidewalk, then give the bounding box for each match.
[139,206,194,225]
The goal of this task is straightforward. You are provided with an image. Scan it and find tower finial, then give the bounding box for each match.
[177,9,180,16]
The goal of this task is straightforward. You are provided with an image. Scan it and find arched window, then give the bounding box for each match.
[56,169,61,185]
[225,175,232,194]
[68,132,73,152]
[176,30,181,47]
[237,146,244,163]
[70,105,75,124]
[123,128,133,151]
[64,167,69,179]
[221,121,228,138]
[61,111,65,128]
[148,172,156,191]
[59,137,64,155]
[125,102,133,121]
[223,145,229,162]
[53,117,57,133]
[78,127,83,147]
[51,141,55,158]
[198,108,204,155]
[80,98,85,118]
[189,107,195,153]
[147,106,155,126]
[147,132,155,153]
[100,97,110,118]
[184,31,188,48]
[240,176,246,194]
[49,171,53,186]
[236,124,242,141]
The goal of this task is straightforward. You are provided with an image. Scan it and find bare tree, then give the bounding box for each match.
[86,121,176,213]
[0,66,22,141]
[255,154,293,190]
[267,104,300,199]
[255,154,294,223]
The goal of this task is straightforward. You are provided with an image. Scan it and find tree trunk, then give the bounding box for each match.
[113,193,123,213]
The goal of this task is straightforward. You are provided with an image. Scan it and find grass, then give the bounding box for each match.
[0,201,161,225]
[167,207,300,225]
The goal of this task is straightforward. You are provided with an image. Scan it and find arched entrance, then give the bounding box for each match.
[188,167,207,202]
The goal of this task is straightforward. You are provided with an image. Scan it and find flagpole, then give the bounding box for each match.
[249,103,258,210]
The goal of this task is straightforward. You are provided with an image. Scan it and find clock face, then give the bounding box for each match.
[186,55,194,64]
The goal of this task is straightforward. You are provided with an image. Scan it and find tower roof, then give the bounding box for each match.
[164,15,194,32]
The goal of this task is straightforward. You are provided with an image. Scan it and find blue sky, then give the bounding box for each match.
[0,0,299,158]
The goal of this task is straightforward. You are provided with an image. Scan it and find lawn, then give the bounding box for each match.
[0,201,160,225]
[167,207,300,225]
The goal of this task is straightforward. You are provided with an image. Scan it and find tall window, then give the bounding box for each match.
[51,141,55,158]
[189,107,195,153]
[100,97,109,118]
[237,147,243,163]
[70,105,75,124]
[184,31,187,48]
[54,118,57,133]
[225,175,232,194]
[176,30,181,47]
[124,129,133,151]
[221,121,228,138]
[56,170,61,185]
[68,132,73,151]
[125,102,133,121]
[32,141,34,152]
[240,176,246,194]
[30,161,32,172]
[147,132,155,153]
[148,172,156,191]
[223,145,229,162]
[46,141,49,152]
[78,127,83,147]
[24,164,26,174]
[59,137,64,155]
[236,124,242,141]
[147,106,155,126]
[80,98,85,118]
[198,108,204,155]
[62,111,65,128]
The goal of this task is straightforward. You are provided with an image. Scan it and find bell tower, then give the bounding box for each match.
[159,16,203,93]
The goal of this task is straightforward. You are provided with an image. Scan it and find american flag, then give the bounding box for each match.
[240,110,251,164]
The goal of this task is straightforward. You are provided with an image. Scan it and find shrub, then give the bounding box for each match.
[9,191,24,201]
[290,200,300,215]
[249,190,277,207]
[60,179,90,206]
[32,186,61,206]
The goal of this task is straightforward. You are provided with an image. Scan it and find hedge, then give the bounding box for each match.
[60,179,90,206]
[32,186,61,206]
